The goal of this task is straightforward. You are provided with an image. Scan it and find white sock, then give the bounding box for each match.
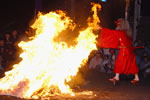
[134,74,139,80]
[114,73,119,80]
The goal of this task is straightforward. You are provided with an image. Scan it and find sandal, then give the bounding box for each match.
[109,78,119,85]
[131,80,139,86]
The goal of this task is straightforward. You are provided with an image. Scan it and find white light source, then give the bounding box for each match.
[101,0,107,2]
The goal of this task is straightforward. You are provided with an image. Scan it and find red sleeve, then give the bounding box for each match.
[97,28,122,49]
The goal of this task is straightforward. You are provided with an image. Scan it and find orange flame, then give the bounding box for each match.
[0,3,101,99]
[88,2,101,28]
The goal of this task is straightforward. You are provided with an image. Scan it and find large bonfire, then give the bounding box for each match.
[0,3,101,99]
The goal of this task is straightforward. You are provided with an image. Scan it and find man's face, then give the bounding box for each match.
[115,19,122,27]
[12,30,17,35]
[6,34,10,38]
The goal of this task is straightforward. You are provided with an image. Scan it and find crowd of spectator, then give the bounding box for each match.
[88,39,150,80]
[0,27,150,81]
[0,28,33,75]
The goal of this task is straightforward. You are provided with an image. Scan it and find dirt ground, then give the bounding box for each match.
[0,71,150,100]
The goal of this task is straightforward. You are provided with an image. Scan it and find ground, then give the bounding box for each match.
[0,71,150,100]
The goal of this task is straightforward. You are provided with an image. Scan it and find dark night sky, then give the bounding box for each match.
[0,0,149,33]
[141,0,150,16]
[0,0,34,31]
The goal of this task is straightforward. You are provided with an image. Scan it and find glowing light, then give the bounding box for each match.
[101,0,107,2]
[0,3,101,99]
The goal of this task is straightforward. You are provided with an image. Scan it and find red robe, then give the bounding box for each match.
[98,28,139,75]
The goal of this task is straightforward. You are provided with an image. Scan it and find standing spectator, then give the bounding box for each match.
[134,39,145,66]
[0,40,5,70]
[88,52,103,71]
[11,29,19,44]
[111,51,116,71]
[11,29,20,62]
[144,40,150,57]
[101,55,112,73]
[103,48,112,62]
[21,28,33,42]
[144,66,150,79]
[139,56,150,78]
[113,49,120,61]
[3,33,13,69]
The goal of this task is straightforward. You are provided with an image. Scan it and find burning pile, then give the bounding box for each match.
[0,3,101,99]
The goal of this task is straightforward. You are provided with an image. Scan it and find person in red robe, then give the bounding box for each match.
[96,18,139,85]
